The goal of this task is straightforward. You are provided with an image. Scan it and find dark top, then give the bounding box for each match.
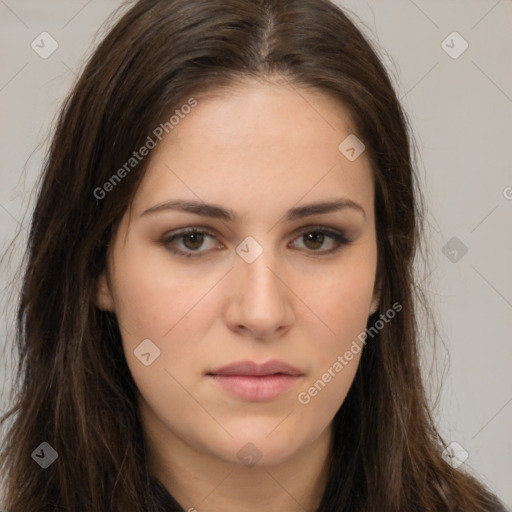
[149,476,184,511]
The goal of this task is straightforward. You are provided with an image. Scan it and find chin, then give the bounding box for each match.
[207,421,313,468]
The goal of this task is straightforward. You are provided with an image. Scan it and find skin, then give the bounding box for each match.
[96,75,379,512]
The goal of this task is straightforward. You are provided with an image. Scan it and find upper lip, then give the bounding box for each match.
[208,359,303,377]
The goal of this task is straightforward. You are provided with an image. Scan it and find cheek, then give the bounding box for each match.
[293,257,375,414]
[109,249,223,400]
[303,259,376,346]
[110,248,217,342]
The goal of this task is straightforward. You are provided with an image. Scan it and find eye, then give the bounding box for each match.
[160,226,350,259]
[160,228,222,258]
[289,227,350,254]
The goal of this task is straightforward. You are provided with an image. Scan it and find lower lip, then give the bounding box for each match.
[208,374,301,401]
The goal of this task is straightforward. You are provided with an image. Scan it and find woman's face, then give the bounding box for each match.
[96,77,379,469]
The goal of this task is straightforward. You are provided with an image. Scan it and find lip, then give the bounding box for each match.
[207,360,304,402]
[209,359,303,377]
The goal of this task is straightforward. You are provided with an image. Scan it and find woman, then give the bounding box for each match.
[0,0,507,510]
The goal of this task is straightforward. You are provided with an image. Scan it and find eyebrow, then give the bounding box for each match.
[141,198,366,221]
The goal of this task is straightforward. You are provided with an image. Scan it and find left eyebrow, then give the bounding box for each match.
[140,198,366,221]
[285,198,366,221]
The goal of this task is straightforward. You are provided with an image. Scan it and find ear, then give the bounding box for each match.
[94,271,115,311]
[369,276,380,316]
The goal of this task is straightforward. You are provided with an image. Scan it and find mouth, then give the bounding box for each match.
[206,360,304,402]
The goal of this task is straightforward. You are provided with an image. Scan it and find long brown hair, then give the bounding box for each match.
[0,0,504,510]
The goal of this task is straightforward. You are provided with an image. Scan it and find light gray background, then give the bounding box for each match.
[1,0,511,506]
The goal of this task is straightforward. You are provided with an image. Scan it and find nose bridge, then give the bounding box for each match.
[236,239,283,302]
[225,235,292,336]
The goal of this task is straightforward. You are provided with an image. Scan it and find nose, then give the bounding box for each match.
[223,246,294,340]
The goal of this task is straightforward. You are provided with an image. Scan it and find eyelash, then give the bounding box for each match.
[160,226,351,258]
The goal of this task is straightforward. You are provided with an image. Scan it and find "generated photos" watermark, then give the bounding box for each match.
[298,302,402,405]
[93,97,197,200]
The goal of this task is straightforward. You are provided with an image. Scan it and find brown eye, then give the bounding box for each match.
[182,232,205,250]
[303,232,325,250]
[290,227,350,254]
[161,228,221,257]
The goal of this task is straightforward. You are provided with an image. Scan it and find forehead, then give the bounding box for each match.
[130,78,375,222]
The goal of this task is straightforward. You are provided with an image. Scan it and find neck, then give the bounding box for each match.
[144,412,331,512]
